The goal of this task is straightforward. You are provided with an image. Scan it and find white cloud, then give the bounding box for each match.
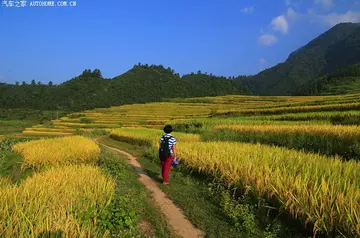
[271,15,289,34]
[241,6,254,14]
[287,7,301,20]
[320,11,360,26]
[259,58,266,64]
[258,34,278,46]
[315,0,334,9]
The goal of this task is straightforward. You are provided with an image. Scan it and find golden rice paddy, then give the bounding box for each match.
[109,127,360,235]
[0,165,115,237]
[12,136,101,169]
[9,93,360,236]
[215,124,360,139]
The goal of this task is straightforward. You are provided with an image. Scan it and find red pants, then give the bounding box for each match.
[161,156,173,183]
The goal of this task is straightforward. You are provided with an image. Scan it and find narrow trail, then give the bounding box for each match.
[97,141,205,238]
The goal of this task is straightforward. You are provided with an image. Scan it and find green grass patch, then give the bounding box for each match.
[79,117,96,124]
[0,138,37,183]
[0,120,34,128]
[0,120,35,135]
[0,108,68,121]
[99,147,178,238]
[97,136,143,157]
[0,151,33,183]
[74,129,109,138]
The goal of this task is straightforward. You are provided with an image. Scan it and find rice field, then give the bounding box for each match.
[0,165,115,237]
[178,142,360,235]
[110,128,200,148]
[214,102,360,117]
[22,130,74,136]
[17,93,360,137]
[12,136,101,170]
[109,127,360,236]
[214,124,360,138]
[0,134,119,237]
[253,110,360,122]
[24,128,76,133]
[7,93,360,236]
[205,124,360,159]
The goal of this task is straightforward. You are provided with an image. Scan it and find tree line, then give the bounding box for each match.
[0,66,251,112]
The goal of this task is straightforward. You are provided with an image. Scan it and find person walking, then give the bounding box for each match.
[159,125,177,185]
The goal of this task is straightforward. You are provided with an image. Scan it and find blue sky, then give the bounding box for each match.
[0,0,359,84]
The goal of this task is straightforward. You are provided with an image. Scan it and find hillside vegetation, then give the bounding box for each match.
[0,64,250,112]
[298,63,360,95]
[242,23,360,95]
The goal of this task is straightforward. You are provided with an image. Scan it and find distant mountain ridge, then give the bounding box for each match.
[242,23,360,95]
[0,64,250,111]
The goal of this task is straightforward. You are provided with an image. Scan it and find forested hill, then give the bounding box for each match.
[241,23,360,95]
[0,65,250,111]
[298,63,360,95]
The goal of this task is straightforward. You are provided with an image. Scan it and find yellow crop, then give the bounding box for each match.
[216,124,360,139]
[0,177,11,187]
[0,165,115,237]
[25,128,76,133]
[22,130,73,136]
[110,128,200,148]
[178,142,360,235]
[52,122,120,128]
[23,93,360,131]
[215,102,360,116]
[111,129,360,235]
[12,136,101,169]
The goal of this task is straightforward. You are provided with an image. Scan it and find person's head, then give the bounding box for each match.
[163,125,173,134]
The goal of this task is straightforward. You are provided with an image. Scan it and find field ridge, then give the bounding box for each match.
[97,139,205,238]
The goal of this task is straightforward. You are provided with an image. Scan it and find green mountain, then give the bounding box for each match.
[0,64,250,111]
[298,63,360,95]
[181,72,252,96]
[110,66,250,105]
[242,23,360,95]
[0,70,112,111]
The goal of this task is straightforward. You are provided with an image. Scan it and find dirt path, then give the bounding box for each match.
[98,142,205,238]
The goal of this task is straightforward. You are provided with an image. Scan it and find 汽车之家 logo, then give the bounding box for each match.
[1,0,77,7]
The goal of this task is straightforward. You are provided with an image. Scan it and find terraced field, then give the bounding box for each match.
[17,93,360,138]
[6,93,360,237]
[0,135,174,237]
[109,127,360,236]
[0,136,115,237]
